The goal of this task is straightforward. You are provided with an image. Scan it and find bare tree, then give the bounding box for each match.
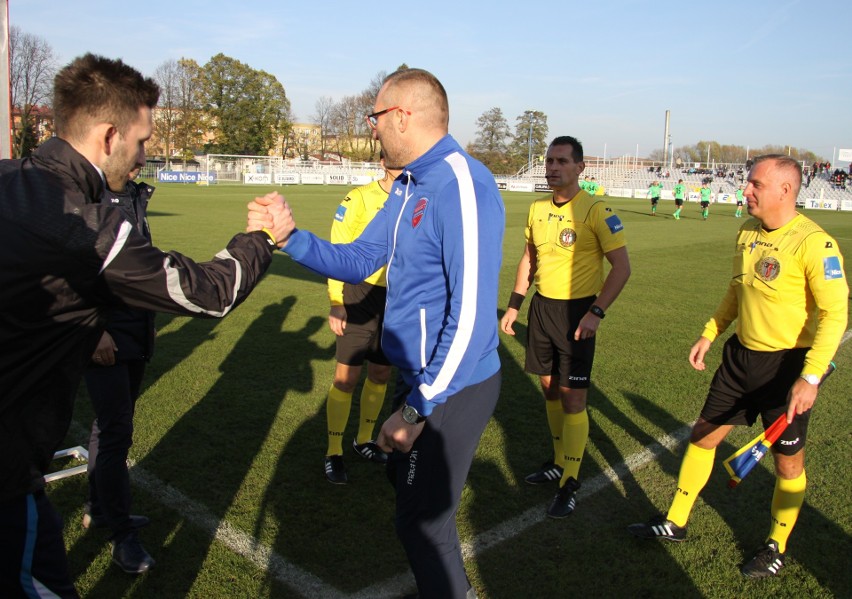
[313,96,334,158]
[153,59,180,168]
[174,59,205,164]
[9,27,57,157]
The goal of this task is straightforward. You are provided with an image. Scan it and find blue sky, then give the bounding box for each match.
[10,0,852,163]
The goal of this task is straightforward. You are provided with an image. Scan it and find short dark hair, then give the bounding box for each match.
[383,68,449,129]
[53,53,160,141]
[550,136,584,162]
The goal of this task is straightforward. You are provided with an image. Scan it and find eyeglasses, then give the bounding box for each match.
[365,106,411,130]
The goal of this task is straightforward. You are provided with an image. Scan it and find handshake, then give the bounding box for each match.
[246,192,296,248]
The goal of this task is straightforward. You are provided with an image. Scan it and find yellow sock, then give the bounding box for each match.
[326,384,351,456]
[545,399,565,467]
[666,443,715,527]
[356,379,387,445]
[560,409,589,483]
[768,470,806,553]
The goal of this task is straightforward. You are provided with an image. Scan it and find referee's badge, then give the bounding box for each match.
[756,256,781,281]
[559,228,577,247]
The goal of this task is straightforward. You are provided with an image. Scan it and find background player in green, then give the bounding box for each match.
[323,155,402,484]
[587,176,599,196]
[699,182,712,220]
[647,180,663,216]
[735,184,745,217]
[672,179,685,219]
[579,175,590,192]
[628,155,848,578]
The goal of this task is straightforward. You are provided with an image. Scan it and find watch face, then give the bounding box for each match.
[402,405,417,424]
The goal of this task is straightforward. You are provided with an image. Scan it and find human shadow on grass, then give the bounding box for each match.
[254,363,405,595]
[619,391,850,595]
[78,296,332,598]
[468,314,703,597]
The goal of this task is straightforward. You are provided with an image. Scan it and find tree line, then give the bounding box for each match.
[7,28,831,169]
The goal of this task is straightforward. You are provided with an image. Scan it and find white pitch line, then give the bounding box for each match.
[127,464,343,599]
[68,329,849,598]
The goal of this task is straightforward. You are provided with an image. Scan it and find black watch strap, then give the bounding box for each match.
[589,304,606,319]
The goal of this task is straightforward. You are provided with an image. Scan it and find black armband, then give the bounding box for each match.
[508,292,525,311]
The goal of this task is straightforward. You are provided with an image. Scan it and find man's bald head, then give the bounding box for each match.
[381,68,449,132]
[752,154,802,198]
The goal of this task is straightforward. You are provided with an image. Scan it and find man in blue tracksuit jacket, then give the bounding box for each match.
[274,69,504,598]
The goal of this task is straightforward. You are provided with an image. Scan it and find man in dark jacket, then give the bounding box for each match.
[0,54,292,598]
[81,173,158,574]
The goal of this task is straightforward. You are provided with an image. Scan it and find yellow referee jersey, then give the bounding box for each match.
[702,214,848,376]
[328,180,389,305]
[525,190,627,300]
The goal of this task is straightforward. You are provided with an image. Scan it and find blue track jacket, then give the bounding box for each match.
[285,135,504,416]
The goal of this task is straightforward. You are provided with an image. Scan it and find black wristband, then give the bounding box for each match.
[589,304,606,319]
[508,291,525,311]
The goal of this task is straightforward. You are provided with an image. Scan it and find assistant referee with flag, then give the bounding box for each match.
[628,155,848,578]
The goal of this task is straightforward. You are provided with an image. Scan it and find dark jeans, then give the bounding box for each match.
[84,359,145,540]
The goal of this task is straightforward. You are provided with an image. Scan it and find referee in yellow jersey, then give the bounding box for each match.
[501,136,631,518]
[629,155,848,578]
[323,155,402,484]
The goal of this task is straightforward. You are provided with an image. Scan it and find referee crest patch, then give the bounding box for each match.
[824,256,844,280]
[559,228,577,247]
[334,205,347,222]
[756,256,780,281]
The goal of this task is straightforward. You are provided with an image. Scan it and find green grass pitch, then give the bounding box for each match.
[48,183,852,598]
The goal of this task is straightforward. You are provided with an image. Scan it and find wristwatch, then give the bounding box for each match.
[800,374,820,385]
[401,403,426,425]
[589,305,606,319]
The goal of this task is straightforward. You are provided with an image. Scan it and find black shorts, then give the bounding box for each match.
[674,199,684,206]
[651,197,659,205]
[736,201,743,206]
[700,335,810,455]
[335,281,390,367]
[700,201,710,208]
[525,294,596,388]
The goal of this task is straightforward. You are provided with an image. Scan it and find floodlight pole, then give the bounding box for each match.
[527,113,533,170]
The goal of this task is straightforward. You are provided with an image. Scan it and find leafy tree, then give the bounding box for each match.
[201,53,291,155]
[467,107,510,174]
[507,110,548,172]
[13,118,38,158]
[9,27,57,158]
[173,59,206,163]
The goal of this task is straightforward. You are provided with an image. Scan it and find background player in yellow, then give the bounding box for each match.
[323,154,402,484]
[501,136,631,518]
[628,155,848,578]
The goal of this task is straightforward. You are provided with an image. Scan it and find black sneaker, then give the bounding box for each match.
[627,514,687,542]
[352,440,388,464]
[546,477,581,519]
[524,461,564,485]
[324,455,348,484]
[741,539,785,578]
[111,531,155,574]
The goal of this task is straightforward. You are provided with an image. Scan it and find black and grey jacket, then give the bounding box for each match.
[0,137,276,501]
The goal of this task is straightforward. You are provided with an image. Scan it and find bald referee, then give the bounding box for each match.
[628,155,848,578]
